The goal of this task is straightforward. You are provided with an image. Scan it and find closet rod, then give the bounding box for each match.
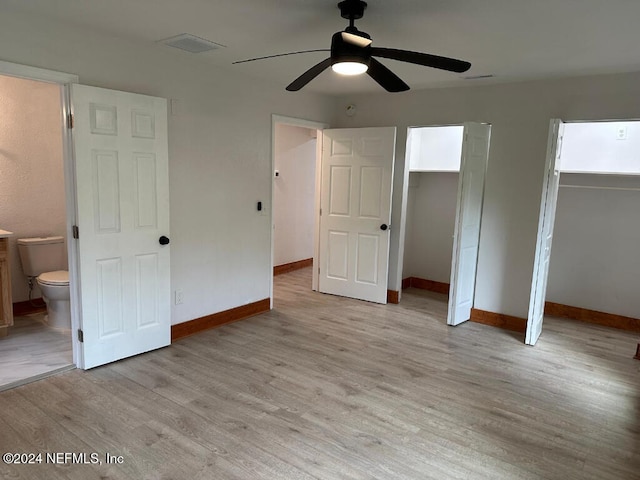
[559,184,640,192]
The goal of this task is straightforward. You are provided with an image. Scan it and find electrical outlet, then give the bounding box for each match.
[616,126,628,140]
[175,289,184,305]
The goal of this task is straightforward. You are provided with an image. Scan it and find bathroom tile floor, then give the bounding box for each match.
[0,313,73,391]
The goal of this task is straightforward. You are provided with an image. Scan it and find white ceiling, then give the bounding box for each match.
[4,0,640,95]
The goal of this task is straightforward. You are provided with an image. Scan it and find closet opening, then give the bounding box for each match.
[402,123,491,326]
[527,119,640,346]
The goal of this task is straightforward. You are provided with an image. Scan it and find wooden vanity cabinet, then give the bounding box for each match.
[0,236,13,337]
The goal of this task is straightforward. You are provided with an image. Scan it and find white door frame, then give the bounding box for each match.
[0,61,82,366]
[270,115,329,307]
[400,123,490,319]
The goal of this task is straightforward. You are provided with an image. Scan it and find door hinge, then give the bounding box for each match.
[67,113,74,129]
[319,208,322,216]
[77,329,84,343]
[72,225,79,239]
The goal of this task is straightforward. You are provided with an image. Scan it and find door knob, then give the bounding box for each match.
[380,224,388,231]
[159,235,170,245]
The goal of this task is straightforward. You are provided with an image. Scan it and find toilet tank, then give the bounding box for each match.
[17,236,66,277]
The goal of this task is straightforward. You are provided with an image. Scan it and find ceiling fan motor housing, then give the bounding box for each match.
[338,0,367,20]
[330,31,371,68]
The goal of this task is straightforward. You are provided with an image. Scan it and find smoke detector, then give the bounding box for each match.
[159,34,225,53]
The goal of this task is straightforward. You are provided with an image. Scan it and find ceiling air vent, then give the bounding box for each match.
[159,34,224,53]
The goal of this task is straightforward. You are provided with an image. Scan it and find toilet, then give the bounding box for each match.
[17,236,71,329]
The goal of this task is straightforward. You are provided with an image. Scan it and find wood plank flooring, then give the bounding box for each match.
[0,267,638,479]
[0,313,73,390]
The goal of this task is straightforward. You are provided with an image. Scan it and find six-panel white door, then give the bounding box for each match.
[526,119,564,345]
[448,123,491,326]
[72,84,171,369]
[319,127,396,304]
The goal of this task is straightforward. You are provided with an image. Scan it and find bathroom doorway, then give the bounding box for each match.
[1,61,171,375]
[0,71,74,390]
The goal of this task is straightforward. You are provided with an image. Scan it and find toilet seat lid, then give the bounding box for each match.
[38,270,69,286]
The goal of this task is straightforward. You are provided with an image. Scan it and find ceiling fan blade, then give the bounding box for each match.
[370,47,471,73]
[286,57,333,91]
[233,49,329,64]
[367,58,410,92]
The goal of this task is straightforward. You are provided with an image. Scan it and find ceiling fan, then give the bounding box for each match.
[233,0,471,92]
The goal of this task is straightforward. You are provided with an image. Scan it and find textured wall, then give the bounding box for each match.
[0,75,66,302]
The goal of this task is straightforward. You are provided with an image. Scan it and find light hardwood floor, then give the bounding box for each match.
[0,313,73,391]
[0,267,638,479]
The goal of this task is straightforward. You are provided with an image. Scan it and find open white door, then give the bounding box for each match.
[318,127,396,304]
[526,119,564,345]
[71,84,171,369]
[448,123,491,326]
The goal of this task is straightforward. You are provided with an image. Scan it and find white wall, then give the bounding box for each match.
[0,74,66,302]
[560,121,640,174]
[403,172,458,283]
[546,173,640,319]
[334,70,640,318]
[273,124,316,266]
[409,126,463,172]
[0,9,338,325]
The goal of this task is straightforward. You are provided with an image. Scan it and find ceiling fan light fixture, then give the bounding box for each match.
[332,60,369,75]
[241,0,472,92]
